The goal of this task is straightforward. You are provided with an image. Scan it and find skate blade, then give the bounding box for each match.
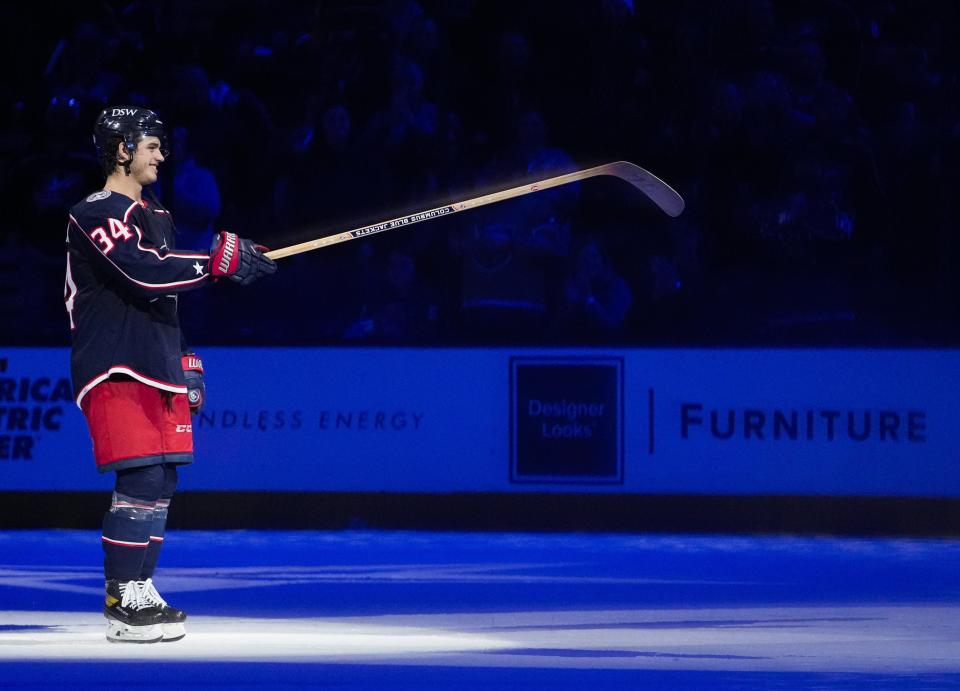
[105,619,163,644]
[161,622,186,642]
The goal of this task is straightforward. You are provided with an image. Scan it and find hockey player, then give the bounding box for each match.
[64,106,276,643]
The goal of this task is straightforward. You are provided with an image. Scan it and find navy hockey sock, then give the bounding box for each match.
[102,492,156,582]
[140,464,178,580]
[139,498,169,580]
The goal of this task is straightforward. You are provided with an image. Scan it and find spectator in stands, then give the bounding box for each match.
[1,0,956,346]
[555,236,633,338]
[171,126,221,250]
[343,248,439,342]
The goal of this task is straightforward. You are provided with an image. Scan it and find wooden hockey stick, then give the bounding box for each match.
[264,161,684,260]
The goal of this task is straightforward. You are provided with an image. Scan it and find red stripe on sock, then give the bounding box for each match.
[101,536,149,547]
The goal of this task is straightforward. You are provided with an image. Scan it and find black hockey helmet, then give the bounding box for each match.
[93,106,169,159]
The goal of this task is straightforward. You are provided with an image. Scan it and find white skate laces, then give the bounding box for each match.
[118,580,152,610]
[139,579,168,608]
[137,577,187,642]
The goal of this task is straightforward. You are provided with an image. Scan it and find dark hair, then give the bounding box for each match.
[97,134,127,179]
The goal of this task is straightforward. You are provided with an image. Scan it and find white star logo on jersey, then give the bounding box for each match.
[193,261,205,276]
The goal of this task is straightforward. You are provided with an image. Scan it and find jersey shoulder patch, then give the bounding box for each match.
[70,190,138,227]
[86,190,111,202]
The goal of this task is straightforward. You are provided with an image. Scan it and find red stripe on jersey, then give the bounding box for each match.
[122,200,140,223]
[70,215,209,290]
[119,203,207,259]
[130,223,209,261]
[76,365,187,408]
[64,252,78,331]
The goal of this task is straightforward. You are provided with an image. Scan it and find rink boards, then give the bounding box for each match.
[1,347,959,496]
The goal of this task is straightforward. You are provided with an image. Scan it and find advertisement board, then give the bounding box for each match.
[2,347,957,496]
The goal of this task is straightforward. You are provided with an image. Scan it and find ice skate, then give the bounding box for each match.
[141,578,187,642]
[104,579,163,643]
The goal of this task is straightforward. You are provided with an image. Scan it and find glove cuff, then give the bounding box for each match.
[181,353,204,373]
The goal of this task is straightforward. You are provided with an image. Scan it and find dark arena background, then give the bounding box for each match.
[2,1,960,688]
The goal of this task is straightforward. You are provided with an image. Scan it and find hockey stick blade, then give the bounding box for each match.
[265,161,684,260]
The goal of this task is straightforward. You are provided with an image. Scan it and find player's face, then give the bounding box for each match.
[129,136,165,184]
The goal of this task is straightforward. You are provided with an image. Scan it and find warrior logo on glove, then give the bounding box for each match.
[209,231,277,286]
[215,233,238,274]
[181,353,205,414]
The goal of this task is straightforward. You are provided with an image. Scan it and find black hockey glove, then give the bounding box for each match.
[209,230,278,286]
[181,352,205,414]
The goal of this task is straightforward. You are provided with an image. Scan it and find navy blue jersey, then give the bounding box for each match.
[65,189,211,406]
